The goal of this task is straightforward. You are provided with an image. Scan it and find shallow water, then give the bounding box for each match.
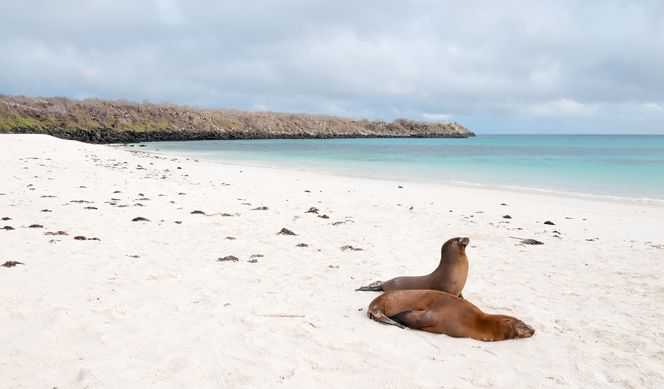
[139,135,664,201]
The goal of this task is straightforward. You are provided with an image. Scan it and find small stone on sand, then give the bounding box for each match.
[132,217,150,222]
[45,231,68,236]
[340,245,363,251]
[218,256,239,262]
[2,261,24,268]
[278,228,297,235]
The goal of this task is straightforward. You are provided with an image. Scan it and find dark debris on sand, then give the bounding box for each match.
[340,245,363,251]
[191,210,206,215]
[28,224,44,229]
[278,228,297,236]
[296,243,309,247]
[74,235,101,241]
[305,207,319,214]
[218,256,239,262]
[2,226,15,231]
[132,217,150,222]
[45,231,68,236]
[252,206,269,211]
[2,261,24,268]
[510,237,544,245]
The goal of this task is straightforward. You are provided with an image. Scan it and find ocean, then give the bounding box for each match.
[138,135,664,201]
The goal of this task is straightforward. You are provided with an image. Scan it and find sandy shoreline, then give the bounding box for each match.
[2,134,663,388]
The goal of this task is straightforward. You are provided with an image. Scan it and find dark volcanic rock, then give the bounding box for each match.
[132,217,150,222]
[45,231,68,236]
[519,238,544,245]
[278,228,297,236]
[544,220,555,225]
[2,261,24,268]
[190,210,206,215]
[340,245,363,251]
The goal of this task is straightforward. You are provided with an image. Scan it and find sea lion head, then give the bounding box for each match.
[495,315,535,339]
[441,237,470,257]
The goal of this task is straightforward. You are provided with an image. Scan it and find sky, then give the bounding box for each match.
[1,0,663,134]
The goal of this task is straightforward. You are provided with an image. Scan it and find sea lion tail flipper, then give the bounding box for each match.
[389,310,434,330]
[355,280,384,292]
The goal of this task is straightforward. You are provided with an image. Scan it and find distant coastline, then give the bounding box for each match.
[0,95,475,143]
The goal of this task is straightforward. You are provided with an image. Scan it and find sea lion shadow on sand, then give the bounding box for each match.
[356,237,470,297]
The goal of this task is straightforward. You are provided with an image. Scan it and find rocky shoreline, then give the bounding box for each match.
[1,95,474,143]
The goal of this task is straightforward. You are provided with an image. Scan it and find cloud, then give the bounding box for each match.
[0,0,663,133]
[527,99,597,117]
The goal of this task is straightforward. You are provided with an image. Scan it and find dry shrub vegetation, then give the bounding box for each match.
[0,95,474,143]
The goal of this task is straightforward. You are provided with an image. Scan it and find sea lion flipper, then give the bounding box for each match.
[389,310,435,330]
[368,311,406,329]
[355,280,384,292]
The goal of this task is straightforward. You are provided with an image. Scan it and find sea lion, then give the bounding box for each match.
[367,289,534,341]
[356,237,469,297]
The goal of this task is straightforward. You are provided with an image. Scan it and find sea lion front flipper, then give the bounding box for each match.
[369,311,406,329]
[389,310,435,330]
[355,280,384,292]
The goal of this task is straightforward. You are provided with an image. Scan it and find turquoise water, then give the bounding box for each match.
[141,135,664,200]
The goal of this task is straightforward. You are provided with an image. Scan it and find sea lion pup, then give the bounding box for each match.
[367,290,534,341]
[356,237,469,297]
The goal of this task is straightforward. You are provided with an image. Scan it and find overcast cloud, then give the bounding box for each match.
[1,0,663,133]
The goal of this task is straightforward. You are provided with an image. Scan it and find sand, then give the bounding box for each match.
[1,134,663,388]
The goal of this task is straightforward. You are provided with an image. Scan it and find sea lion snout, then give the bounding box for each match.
[458,237,469,247]
[514,320,535,338]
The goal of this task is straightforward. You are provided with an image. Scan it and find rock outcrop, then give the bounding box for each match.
[0,95,475,143]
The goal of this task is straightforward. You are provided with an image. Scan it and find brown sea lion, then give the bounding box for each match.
[356,237,469,297]
[367,289,534,341]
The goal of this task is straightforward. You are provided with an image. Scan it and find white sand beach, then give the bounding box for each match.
[1,134,663,388]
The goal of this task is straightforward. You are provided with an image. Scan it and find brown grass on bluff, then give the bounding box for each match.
[0,95,474,142]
